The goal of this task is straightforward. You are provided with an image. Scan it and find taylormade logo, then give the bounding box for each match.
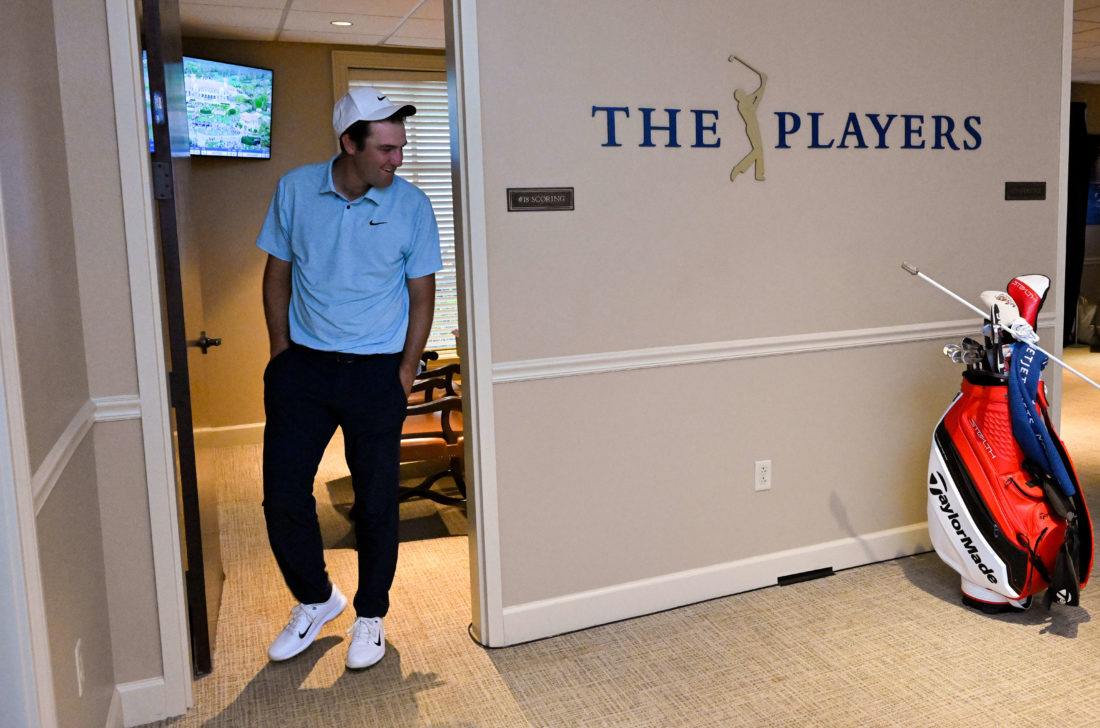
[929,485,998,584]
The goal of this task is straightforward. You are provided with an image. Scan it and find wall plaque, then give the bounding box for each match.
[1004,181,1046,201]
[507,187,575,211]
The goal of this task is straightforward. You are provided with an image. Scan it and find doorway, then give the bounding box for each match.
[178,37,473,671]
[108,0,503,713]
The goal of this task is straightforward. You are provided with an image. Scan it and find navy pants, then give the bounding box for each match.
[262,343,407,618]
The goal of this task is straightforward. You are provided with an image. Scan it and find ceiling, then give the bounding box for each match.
[1076,0,1100,82]
[182,0,1100,83]
[179,0,445,48]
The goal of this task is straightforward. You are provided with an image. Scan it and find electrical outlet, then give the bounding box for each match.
[755,460,772,491]
[75,638,85,697]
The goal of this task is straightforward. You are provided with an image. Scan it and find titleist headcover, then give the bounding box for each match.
[1006,274,1049,329]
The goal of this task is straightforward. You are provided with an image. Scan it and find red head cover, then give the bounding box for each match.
[1006,275,1049,328]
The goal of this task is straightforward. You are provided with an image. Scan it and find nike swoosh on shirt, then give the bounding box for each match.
[369,220,387,226]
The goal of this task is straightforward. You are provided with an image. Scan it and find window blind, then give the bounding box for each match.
[349,78,457,354]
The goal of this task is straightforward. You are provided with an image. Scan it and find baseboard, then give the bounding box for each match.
[500,523,931,646]
[105,687,124,728]
[193,422,264,449]
[117,677,177,727]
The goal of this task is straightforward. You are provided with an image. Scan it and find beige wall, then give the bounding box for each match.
[2,6,91,471]
[0,1,121,726]
[58,0,168,695]
[1072,82,1100,133]
[55,0,165,685]
[182,39,334,429]
[36,441,115,727]
[468,0,1067,622]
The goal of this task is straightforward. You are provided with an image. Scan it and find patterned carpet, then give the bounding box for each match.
[141,350,1100,727]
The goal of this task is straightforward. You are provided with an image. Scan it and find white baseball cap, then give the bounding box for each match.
[333,87,416,140]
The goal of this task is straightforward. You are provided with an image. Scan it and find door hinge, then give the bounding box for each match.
[152,161,173,200]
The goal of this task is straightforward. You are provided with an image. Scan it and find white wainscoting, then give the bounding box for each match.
[490,315,1056,644]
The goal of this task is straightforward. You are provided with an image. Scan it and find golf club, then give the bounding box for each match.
[901,262,1100,392]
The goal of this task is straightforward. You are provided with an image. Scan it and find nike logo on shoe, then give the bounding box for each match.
[269,587,347,662]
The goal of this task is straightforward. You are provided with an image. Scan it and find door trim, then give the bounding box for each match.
[448,0,504,646]
[105,0,192,718]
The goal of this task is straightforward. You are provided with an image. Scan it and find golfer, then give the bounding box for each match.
[257,87,441,670]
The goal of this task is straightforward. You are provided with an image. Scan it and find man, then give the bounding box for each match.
[256,87,441,670]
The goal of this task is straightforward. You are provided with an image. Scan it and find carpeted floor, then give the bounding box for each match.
[142,349,1100,727]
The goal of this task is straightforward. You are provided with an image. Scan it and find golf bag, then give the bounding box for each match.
[927,275,1093,612]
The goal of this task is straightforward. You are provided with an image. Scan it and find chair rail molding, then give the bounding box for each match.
[32,399,96,515]
[93,394,142,422]
[493,315,1057,384]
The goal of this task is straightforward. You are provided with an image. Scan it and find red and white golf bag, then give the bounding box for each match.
[927,275,1093,612]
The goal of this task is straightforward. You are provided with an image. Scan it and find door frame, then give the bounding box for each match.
[105,0,192,716]
[103,0,505,711]
[446,0,504,645]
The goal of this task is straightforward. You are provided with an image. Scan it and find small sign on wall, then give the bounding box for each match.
[507,187,575,211]
[1004,181,1046,201]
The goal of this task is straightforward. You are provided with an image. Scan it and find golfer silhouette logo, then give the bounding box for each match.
[729,55,766,182]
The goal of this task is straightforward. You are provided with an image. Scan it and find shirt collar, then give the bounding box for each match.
[320,155,342,197]
[319,155,391,206]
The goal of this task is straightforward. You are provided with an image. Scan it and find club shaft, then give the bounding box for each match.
[912,269,990,319]
[902,263,1100,392]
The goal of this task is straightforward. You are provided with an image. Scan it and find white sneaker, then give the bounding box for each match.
[268,586,347,661]
[346,616,385,669]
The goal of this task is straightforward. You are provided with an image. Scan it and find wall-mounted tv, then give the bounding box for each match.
[183,57,272,158]
[143,53,273,158]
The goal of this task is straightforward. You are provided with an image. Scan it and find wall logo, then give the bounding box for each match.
[591,54,982,184]
[729,55,766,182]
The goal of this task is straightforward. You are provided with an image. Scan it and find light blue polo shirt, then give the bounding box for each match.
[257,156,442,354]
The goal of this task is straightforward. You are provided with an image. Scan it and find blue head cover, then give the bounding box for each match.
[1007,342,1076,496]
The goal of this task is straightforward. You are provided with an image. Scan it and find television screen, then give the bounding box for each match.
[183,57,272,158]
[143,54,273,158]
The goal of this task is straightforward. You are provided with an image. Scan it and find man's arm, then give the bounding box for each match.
[399,273,436,396]
[262,254,293,358]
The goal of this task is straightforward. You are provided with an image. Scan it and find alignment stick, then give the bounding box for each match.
[901,262,1100,392]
